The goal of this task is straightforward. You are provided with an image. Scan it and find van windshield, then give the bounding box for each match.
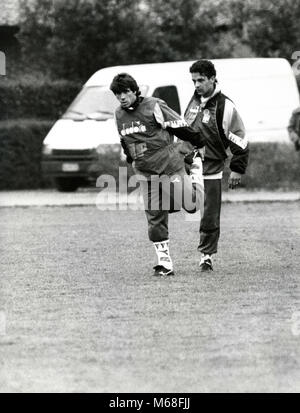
[62,85,148,120]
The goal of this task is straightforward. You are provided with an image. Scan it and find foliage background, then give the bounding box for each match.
[0,80,80,120]
[14,0,300,82]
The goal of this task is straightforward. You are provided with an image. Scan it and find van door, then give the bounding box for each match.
[152,85,181,114]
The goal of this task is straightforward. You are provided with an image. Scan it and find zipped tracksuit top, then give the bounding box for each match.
[184,85,249,176]
[115,96,205,176]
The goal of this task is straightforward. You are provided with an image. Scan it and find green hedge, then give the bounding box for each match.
[222,142,300,191]
[0,79,81,120]
[0,120,53,189]
[0,120,299,190]
[0,120,131,190]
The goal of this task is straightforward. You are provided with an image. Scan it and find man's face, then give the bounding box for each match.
[115,88,137,109]
[191,72,215,97]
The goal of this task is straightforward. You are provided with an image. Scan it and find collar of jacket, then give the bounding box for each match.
[193,83,221,104]
[123,96,144,112]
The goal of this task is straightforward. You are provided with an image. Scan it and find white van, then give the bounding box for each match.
[42,58,300,191]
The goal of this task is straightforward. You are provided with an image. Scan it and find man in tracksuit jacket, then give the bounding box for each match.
[184,60,249,272]
[288,106,300,151]
[110,73,206,276]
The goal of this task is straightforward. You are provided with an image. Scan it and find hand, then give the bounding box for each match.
[193,146,205,161]
[228,171,242,189]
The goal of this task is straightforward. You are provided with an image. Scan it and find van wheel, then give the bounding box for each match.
[54,178,80,192]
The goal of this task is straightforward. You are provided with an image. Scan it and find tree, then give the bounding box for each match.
[19,0,232,80]
[225,0,300,60]
[18,0,166,80]
[20,0,300,82]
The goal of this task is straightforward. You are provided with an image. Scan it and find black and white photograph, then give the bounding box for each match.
[0,0,300,396]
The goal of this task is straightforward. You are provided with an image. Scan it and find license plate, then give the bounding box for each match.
[62,163,79,172]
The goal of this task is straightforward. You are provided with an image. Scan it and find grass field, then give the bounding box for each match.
[0,202,300,392]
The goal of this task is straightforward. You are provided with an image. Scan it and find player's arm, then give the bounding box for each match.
[114,114,133,164]
[221,99,249,188]
[153,100,206,148]
[222,99,249,173]
[120,138,133,164]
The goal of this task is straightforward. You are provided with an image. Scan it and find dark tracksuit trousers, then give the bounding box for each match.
[140,166,204,242]
[198,178,222,255]
[184,90,249,256]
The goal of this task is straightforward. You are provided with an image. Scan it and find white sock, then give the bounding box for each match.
[153,240,173,270]
[190,155,204,186]
[200,253,212,265]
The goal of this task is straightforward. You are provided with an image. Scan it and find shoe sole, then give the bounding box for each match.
[153,270,175,276]
[199,264,213,272]
[200,267,213,272]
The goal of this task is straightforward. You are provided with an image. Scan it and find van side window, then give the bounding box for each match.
[152,86,181,114]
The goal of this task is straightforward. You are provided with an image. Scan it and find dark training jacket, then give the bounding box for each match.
[115,96,205,176]
[184,86,249,176]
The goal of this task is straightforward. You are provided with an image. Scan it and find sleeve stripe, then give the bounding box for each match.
[154,101,188,129]
[222,99,234,138]
[164,119,188,128]
[228,132,248,149]
[223,98,248,149]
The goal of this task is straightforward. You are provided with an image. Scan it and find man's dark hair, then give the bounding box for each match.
[110,73,141,96]
[189,60,216,78]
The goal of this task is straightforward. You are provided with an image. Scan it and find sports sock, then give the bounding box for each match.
[153,240,173,270]
[200,253,212,265]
